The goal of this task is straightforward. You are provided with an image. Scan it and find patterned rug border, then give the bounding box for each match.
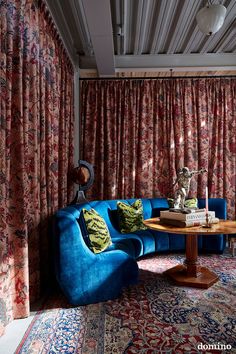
[15,310,43,354]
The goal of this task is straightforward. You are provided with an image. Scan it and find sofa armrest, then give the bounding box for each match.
[53,210,138,305]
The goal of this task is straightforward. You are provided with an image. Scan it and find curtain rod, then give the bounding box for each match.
[79,75,236,80]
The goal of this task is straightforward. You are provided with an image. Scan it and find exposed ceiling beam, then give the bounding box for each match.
[116,54,236,69]
[80,53,236,71]
[115,67,236,73]
[81,0,115,76]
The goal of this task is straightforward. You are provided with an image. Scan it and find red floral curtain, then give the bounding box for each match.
[80,78,236,220]
[0,0,74,335]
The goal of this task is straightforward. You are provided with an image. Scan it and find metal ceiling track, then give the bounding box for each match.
[79,75,236,81]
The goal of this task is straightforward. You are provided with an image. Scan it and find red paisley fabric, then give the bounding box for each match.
[0,0,74,335]
[81,79,236,220]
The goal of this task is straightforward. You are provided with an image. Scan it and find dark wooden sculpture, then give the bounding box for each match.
[71,160,94,204]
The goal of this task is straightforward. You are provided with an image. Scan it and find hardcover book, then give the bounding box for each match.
[160,210,215,221]
[159,217,219,227]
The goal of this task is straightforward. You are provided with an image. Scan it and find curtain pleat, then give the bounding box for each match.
[80,78,236,220]
[0,0,74,336]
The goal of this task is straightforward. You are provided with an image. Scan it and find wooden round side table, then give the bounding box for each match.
[143,218,236,289]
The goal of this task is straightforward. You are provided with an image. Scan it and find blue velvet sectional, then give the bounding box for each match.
[53,198,227,305]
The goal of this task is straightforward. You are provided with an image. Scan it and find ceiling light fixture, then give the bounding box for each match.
[196,1,226,36]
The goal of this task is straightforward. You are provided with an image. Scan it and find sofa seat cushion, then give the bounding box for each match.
[105,238,136,258]
[134,230,156,257]
[110,230,156,258]
[117,199,147,233]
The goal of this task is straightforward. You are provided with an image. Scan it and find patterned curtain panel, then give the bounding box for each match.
[0,0,74,335]
[80,78,236,220]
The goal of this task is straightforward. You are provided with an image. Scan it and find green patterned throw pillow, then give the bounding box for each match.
[167,197,198,209]
[82,209,112,254]
[117,199,147,234]
[184,198,198,209]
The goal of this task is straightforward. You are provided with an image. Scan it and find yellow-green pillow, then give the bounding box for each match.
[117,200,147,234]
[82,208,112,253]
[184,198,198,209]
[167,198,198,209]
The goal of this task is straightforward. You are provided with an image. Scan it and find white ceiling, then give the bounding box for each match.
[46,0,236,76]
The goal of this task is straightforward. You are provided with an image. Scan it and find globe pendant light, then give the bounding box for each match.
[196,2,226,36]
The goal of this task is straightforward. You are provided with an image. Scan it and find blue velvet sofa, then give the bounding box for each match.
[53,198,227,305]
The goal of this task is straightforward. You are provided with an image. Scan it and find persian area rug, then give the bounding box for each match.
[16,254,236,354]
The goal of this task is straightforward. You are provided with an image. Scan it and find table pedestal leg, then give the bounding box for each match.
[164,234,219,289]
[184,234,199,276]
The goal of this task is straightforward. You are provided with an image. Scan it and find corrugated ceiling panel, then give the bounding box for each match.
[47,0,236,73]
[110,0,236,55]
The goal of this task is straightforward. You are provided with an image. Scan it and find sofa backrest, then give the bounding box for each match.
[198,198,227,218]
[58,197,227,237]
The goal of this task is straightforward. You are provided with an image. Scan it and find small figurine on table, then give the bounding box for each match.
[172,167,207,212]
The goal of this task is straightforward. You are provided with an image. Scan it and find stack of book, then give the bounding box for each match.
[159,209,219,227]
